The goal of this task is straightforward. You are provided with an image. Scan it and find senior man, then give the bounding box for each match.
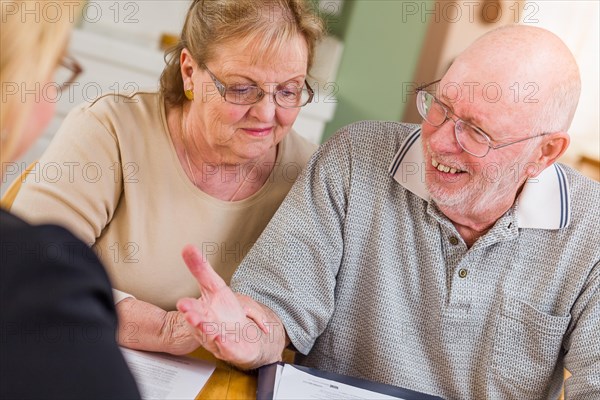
[177,25,599,399]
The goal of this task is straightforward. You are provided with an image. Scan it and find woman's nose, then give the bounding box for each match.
[248,93,277,122]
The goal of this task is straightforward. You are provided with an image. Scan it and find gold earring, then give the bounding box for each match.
[184,88,194,101]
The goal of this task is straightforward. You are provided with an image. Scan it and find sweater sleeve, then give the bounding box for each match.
[11,103,123,246]
[231,128,353,355]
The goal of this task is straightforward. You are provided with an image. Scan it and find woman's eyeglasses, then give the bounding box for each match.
[54,55,83,91]
[202,64,314,109]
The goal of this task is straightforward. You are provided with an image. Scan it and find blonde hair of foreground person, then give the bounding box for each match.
[160,0,324,106]
[0,0,79,172]
[0,4,143,398]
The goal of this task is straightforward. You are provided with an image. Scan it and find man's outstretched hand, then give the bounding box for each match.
[176,244,287,370]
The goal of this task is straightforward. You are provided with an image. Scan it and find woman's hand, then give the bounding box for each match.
[115,252,272,357]
[176,244,287,370]
[158,310,202,355]
[116,298,200,355]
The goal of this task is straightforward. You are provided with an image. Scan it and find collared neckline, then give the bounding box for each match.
[388,128,571,230]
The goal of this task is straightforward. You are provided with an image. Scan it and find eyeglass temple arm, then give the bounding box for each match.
[489,132,551,150]
[415,79,442,94]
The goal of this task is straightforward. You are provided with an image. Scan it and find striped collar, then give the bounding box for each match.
[388,128,571,230]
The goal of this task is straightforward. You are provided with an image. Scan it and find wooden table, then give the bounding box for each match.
[188,348,257,400]
[188,348,297,399]
[188,349,570,399]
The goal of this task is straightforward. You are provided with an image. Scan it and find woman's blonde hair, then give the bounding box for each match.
[160,0,325,107]
[0,0,77,167]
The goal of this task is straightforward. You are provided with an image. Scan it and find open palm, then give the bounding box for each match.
[176,245,266,367]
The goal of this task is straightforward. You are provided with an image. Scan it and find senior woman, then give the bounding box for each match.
[1,1,140,398]
[11,0,324,355]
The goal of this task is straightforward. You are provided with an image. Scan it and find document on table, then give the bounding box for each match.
[273,364,403,400]
[258,363,444,400]
[120,347,215,400]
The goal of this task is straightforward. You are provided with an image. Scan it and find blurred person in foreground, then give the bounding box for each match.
[11,0,324,355]
[177,25,599,399]
[0,1,140,398]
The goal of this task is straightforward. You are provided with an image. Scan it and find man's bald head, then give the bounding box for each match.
[444,25,580,134]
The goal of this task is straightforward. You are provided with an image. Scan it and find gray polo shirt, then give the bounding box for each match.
[232,121,600,399]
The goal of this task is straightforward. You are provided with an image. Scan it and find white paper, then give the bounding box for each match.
[273,364,284,395]
[120,347,215,400]
[273,364,405,400]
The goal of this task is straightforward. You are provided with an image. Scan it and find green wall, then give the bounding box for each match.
[320,0,429,141]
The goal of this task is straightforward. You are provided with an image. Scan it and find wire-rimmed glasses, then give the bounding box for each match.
[202,64,314,109]
[415,80,550,157]
[54,55,83,91]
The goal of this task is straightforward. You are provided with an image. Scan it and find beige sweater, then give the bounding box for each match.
[12,92,317,310]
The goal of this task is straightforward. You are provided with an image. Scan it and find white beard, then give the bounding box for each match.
[426,150,535,216]
[427,166,520,215]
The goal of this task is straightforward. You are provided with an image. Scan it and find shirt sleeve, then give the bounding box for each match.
[564,261,600,398]
[113,288,136,304]
[231,128,352,355]
[11,103,123,245]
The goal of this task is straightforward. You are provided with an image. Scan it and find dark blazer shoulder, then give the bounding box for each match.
[1,209,115,314]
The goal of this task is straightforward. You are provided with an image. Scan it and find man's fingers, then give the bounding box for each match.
[176,297,195,314]
[177,298,212,329]
[245,307,269,334]
[181,244,227,292]
[176,302,221,356]
[177,296,256,364]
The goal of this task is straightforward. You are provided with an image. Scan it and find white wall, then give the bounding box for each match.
[78,0,190,48]
[521,1,600,164]
[433,1,599,166]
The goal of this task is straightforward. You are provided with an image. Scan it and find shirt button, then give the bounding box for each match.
[458,268,468,278]
[449,236,459,245]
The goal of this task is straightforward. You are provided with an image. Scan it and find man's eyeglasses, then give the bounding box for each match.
[415,80,550,158]
[202,64,314,109]
[54,55,83,91]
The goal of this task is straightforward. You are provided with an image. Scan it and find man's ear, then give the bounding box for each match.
[529,132,570,178]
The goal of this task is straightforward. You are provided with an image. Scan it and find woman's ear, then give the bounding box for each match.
[180,48,197,82]
[529,132,570,178]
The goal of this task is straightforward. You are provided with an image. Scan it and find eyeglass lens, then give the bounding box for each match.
[417,91,490,157]
[53,57,81,90]
[224,85,310,108]
[54,64,75,90]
